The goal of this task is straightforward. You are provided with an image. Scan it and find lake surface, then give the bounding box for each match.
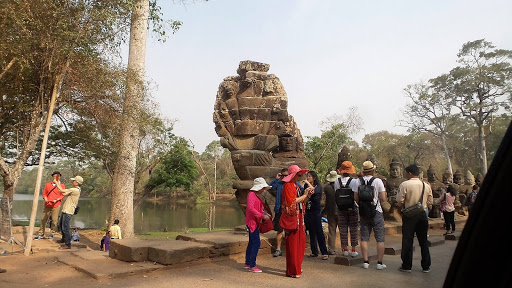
[5,194,245,233]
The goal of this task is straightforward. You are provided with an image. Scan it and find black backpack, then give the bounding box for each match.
[358,177,377,219]
[335,178,354,211]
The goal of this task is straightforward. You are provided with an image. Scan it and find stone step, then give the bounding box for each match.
[57,251,163,280]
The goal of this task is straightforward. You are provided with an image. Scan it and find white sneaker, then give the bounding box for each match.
[376,263,387,270]
[362,262,369,269]
[342,250,349,257]
[350,251,359,257]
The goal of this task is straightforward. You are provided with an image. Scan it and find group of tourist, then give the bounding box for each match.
[34,172,124,251]
[34,171,84,250]
[244,160,439,277]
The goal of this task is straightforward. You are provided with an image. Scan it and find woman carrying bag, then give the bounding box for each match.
[244,177,272,273]
[280,165,314,278]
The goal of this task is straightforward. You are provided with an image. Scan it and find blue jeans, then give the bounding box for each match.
[305,211,328,255]
[61,213,73,246]
[245,226,260,268]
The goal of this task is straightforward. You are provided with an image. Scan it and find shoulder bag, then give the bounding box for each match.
[279,185,300,232]
[401,182,425,218]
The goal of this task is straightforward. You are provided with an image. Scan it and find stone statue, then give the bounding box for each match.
[213,60,308,213]
[458,170,475,210]
[475,173,484,187]
[336,145,352,171]
[385,157,405,221]
[443,169,463,213]
[427,164,444,218]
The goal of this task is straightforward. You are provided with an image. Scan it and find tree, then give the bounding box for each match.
[109,0,150,238]
[443,39,512,175]
[399,81,455,174]
[141,137,198,200]
[0,0,132,204]
[305,123,349,177]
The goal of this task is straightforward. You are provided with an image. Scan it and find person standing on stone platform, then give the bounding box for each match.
[35,171,65,240]
[322,171,340,255]
[269,168,289,257]
[54,175,82,249]
[244,177,271,273]
[335,161,360,258]
[281,165,313,278]
[304,171,329,260]
[396,164,433,273]
[440,185,457,236]
[355,161,388,270]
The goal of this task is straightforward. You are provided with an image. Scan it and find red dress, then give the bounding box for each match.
[283,182,306,277]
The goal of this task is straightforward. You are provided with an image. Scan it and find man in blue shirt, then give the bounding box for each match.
[269,168,288,257]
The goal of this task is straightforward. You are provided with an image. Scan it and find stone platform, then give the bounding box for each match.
[49,216,466,279]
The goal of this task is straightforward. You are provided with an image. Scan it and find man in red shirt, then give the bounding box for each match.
[35,171,65,239]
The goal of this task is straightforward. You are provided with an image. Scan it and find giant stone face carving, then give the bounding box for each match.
[213,61,308,213]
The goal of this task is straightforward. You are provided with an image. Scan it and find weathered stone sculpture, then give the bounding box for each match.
[337,146,352,170]
[475,173,484,187]
[213,60,308,213]
[458,170,475,209]
[443,169,463,212]
[385,157,405,221]
[427,164,444,218]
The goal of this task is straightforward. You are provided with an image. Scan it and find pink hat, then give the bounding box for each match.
[282,165,309,183]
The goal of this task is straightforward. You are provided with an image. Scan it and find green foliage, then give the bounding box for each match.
[305,123,349,177]
[146,137,198,193]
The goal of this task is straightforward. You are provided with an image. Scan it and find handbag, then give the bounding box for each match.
[279,185,300,231]
[401,182,425,218]
[258,195,274,234]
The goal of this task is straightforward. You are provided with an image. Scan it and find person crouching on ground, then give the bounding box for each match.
[54,176,83,249]
[110,219,122,239]
[244,177,272,273]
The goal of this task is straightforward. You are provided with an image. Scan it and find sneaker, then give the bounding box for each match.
[34,236,42,240]
[423,268,431,273]
[244,264,250,269]
[249,267,262,273]
[376,263,387,270]
[362,262,369,269]
[0,268,6,273]
[59,245,71,250]
[342,250,349,257]
[273,249,282,257]
[350,250,359,257]
[48,234,54,239]
[328,250,336,255]
[398,266,412,273]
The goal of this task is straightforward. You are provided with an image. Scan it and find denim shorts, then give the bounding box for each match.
[360,211,385,242]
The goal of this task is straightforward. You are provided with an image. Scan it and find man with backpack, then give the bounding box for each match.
[355,161,387,270]
[334,161,360,257]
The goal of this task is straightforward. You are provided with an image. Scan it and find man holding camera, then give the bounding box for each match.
[269,168,289,257]
[35,171,65,240]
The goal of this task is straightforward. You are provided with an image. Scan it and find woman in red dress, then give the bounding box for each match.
[281,165,314,278]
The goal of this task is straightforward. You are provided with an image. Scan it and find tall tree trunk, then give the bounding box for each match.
[440,133,453,175]
[477,125,488,175]
[109,0,149,238]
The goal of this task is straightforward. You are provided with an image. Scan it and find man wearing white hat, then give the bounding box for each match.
[54,175,83,249]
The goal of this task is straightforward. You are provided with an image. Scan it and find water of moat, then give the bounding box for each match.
[6,194,244,233]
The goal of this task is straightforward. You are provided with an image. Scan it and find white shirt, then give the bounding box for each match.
[354,176,386,213]
[334,176,360,208]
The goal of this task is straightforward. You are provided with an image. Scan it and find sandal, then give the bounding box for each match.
[308,254,318,258]
[322,255,329,260]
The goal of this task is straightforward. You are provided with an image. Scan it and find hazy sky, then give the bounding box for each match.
[141,0,512,152]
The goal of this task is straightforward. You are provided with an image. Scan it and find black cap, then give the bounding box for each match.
[51,171,61,176]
